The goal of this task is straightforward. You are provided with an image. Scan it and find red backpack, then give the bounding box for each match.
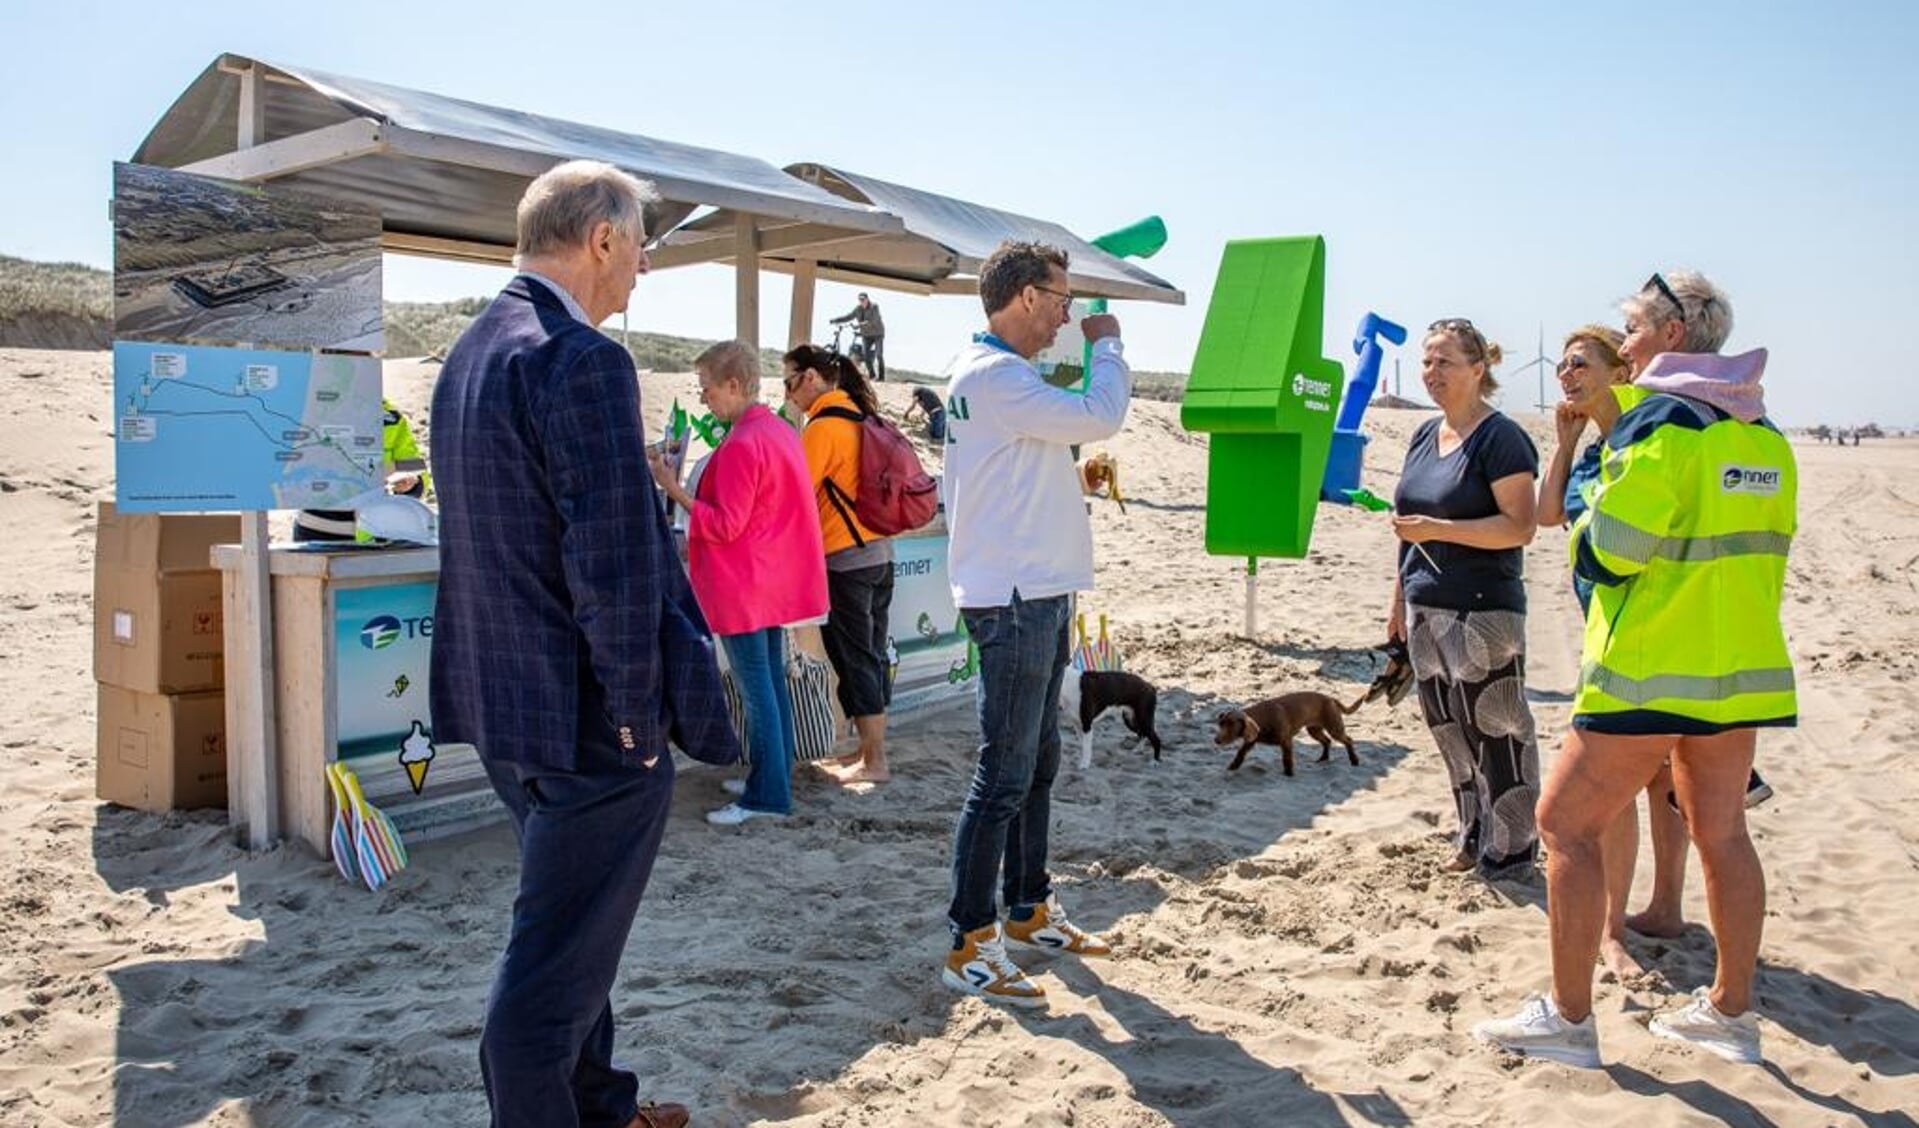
[814,405,940,541]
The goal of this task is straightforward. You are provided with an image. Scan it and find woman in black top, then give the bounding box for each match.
[1387,319,1541,878]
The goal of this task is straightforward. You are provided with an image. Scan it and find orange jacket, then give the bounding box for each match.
[802,388,882,553]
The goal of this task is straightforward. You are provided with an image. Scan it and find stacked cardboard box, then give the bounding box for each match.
[93,503,240,811]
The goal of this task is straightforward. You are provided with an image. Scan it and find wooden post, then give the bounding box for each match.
[787,259,817,348]
[1243,557,1258,639]
[226,60,282,848]
[733,215,759,349]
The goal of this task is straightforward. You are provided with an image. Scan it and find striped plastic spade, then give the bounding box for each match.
[337,763,409,890]
[323,762,359,884]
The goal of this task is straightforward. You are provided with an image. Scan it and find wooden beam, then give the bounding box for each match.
[734,215,760,348]
[648,224,893,271]
[179,118,387,184]
[226,62,281,849]
[383,231,516,265]
[755,259,939,296]
[788,260,818,348]
[237,62,266,149]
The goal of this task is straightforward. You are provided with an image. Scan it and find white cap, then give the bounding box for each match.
[352,493,439,546]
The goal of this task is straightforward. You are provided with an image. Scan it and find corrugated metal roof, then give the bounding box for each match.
[132,54,900,257]
[655,163,1184,305]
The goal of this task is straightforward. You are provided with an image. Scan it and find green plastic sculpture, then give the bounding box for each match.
[1179,236,1345,560]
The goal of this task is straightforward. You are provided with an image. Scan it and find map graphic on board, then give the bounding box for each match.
[113,341,381,512]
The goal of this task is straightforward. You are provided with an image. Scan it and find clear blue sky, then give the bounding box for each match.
[5,1,1914,426]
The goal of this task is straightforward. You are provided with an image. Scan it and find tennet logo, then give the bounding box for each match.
[1292,373,1334,400]
[361,615,402,650]
[359,614,434,649]
[1720,465,1782,495]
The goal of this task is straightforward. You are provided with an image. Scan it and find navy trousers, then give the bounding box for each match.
[479,725,674,1128]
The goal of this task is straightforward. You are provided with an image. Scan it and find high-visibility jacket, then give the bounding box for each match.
[1570,386,1797,733]
[383,398,429,496]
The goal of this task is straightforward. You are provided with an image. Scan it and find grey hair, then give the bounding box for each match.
[694,339,761,399]
[515,160,659,260]
[1621,269,1734,353]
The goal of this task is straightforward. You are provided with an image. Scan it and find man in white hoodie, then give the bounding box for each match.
[938,240,1130,1007]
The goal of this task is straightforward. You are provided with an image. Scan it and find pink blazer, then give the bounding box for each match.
[685,403,830,636]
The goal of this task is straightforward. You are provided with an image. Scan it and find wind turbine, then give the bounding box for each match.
[1506,324,1555,413]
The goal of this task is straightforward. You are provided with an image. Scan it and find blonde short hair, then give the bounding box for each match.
[695,339,761,399]
[1620,270,1733,353]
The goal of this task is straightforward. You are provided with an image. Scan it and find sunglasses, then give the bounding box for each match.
[1033,284,1074,306]
[1557,355,1592,373]
[1645,272,1687,322]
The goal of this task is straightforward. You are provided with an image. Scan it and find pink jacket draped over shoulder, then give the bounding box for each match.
[685,403,830,636]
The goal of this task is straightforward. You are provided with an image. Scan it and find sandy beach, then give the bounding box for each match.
[0,344,1913,1127]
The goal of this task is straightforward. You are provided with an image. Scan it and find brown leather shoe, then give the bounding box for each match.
[627,1101,689,1128]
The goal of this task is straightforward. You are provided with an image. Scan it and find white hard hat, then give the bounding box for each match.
[352,493,439,546]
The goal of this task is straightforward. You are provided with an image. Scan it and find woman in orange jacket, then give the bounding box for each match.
[783,344,894,783]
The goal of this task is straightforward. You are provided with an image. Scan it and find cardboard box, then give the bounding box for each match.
[93,502,239,694]
[96,683,228,811]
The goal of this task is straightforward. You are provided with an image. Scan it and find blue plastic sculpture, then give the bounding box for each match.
[1321,311,1406,502]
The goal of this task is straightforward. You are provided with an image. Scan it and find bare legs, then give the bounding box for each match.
[1670,729,1764,1015]
[1538,729,1671,1022]
[1625,761,1693,937]
[1598,804,1644,978]
[825,714,890,783]
[1540,726,1765,1023]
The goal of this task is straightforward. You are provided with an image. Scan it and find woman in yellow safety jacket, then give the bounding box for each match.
[1475,270,1794,1069]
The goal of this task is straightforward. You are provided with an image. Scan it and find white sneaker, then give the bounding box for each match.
[721,778,746,797]
[706,802,780,827]
[1471,994,1602,1068]
[1649,987,1762,1063]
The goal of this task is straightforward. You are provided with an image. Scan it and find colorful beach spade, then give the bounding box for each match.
[335,762,409,891]
[323,761,358,884]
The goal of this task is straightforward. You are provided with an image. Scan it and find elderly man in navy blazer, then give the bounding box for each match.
[431,159,736,1128]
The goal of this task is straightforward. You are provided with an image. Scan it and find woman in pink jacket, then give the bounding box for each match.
[650,341,829,825]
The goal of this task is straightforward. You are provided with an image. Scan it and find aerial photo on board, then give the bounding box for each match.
[112,161,383,352]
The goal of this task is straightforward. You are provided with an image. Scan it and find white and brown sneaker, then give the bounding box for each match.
[1004,894,1113,958]
[942,922,1046,1008]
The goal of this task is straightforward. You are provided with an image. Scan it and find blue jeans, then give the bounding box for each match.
[478,718,673,1127]
[948,592,1071,936]
[722,627,795,814]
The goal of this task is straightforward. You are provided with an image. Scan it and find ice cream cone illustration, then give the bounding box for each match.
[397,719,435,794]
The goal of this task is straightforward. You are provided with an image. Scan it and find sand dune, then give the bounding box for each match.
[0,345,1913,1126]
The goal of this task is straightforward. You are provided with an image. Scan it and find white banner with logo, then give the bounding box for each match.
[334,582,495,839]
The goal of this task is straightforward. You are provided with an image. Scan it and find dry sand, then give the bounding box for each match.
[0,345,1913,1126]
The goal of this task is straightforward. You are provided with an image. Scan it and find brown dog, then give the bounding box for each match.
[1214,691,1361,776]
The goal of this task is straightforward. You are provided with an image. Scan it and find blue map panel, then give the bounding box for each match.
[113,341,381,513]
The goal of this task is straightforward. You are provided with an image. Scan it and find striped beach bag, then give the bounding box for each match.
[723,637,836,764]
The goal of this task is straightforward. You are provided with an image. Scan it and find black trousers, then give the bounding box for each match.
[823,562,895,717]
[477,722,673,1127]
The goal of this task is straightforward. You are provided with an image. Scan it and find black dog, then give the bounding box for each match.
[1059,669,1164,769]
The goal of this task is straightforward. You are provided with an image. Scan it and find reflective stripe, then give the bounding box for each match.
[1587,510,1791,565]
[1583,661,1796,705]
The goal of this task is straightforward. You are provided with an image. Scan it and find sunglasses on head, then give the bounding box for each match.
[1645,272,1687,323]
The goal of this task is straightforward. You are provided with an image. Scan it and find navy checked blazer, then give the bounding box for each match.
[429,276,740,770]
